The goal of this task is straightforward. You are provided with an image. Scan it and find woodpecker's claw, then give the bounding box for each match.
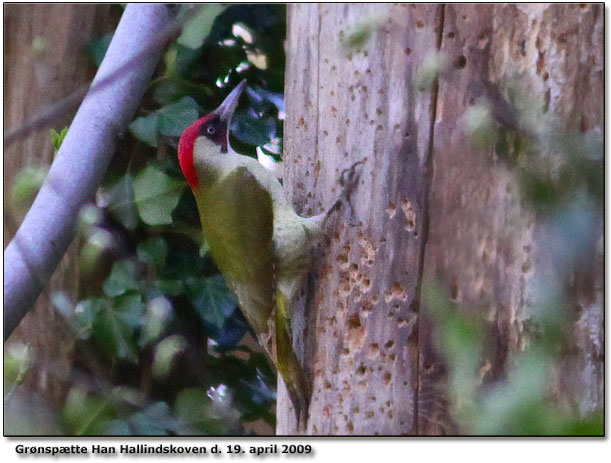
[323,160,364,226]
[340,160,364,190]
[338,160,364,226]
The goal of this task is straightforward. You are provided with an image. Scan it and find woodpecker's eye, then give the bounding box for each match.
[207,126,216,135]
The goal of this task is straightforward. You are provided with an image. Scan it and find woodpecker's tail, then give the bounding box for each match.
[275,291,311,429]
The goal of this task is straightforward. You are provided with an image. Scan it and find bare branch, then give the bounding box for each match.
[3,7,186,147]
[4,4,177,340]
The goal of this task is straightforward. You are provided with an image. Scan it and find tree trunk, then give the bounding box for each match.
[280,3,442,435]
[280,3,602,435]
[419,3,603,434]
[3,4,119,407]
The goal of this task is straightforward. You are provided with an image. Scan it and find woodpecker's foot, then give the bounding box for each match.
[321,160,364,228]
[337,160,364,226]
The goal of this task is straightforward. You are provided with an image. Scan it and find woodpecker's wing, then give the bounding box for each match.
[196,165,311,423]
[196,167,276,339]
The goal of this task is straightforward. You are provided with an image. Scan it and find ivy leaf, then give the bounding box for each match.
[174,388,211,430]
[103,420,131,436]
[152,335,186,379]
[187,274,237,332]
[155,280,185,297]
[129,113,159,147]
[10,166,48,214]
[153,80,187,106]
[137,236,168,270]
[246,87,284,114]
[102,260,139,297]
[157,97,200,137]
[113,293,145,330]
[99,174,138,230]
[62,388,116,435]
[86,33,113,68]
[217,307,249,350]
[4,343,34,392]
[164,43,202,82]
[134,166,185,225]
[129,97,199,146]
[140,297,173,346]
[93,294,143,363]
[177,4,226,49]
[105,402,179,436]
[128,402,179,435]
[73,298,107,340]
[230,110,276,146]
[174,388,231,434]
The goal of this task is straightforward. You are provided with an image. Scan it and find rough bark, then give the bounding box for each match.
[3,4,119,407]
[280,3,443,435]
[281,3,603,435]
[419,3,603,433]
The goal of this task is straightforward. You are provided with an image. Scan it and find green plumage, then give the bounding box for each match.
[192,147,318,424]
[182,80,360,427]
[196,167,276,336]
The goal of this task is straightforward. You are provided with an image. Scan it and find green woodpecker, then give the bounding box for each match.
[178,80,360,423]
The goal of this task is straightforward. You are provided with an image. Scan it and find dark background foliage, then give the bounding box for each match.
[7,4,286,435]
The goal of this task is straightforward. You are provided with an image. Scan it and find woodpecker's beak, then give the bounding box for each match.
[215,79,247,124]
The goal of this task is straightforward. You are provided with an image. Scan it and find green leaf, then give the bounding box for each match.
[129,113,159,147]
[230,110,276,146]
[62,388,116,435]
[157,97,200,137]
[50,126,68,152]
[10,166,48,213]
[102,260,139,297]
[565,413,604,436]
[137,236,168,270]
[186,274,237,331]
[140,296,173,346]
[73,298,107,340]
[164,43,201,81]
[113,293,145,330]
[465,104,495,148]
[4,343,33,393]
[100,174,138,230]
[93,295,143,363]
[130,97,199,146]
[80,228,113,276]
[153,80,186,106]
[128,402,179,435]
[134,166,185,225]
[103,419,131,435]
[156,279,185,297]
[77,204,103,236]
[174,388,232,434]
[105,402,180,435]
[177,5,226,49]
[86,33,113,67]
[152,335,186,379]
[174,388,211,427]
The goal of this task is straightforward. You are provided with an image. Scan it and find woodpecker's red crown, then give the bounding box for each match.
[178,115,228,189]
[178,80,247,190]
